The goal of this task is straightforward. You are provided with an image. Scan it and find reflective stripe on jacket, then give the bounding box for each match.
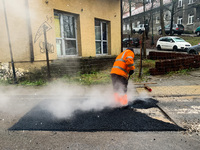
[110,49,135,79]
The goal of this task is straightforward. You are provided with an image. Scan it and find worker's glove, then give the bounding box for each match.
[129,70,134,76]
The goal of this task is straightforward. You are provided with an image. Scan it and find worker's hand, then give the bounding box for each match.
[129,70,134,75]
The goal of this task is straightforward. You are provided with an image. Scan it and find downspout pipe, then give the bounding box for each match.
[25,0,34,62]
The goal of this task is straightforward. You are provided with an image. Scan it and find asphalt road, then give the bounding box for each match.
[0,69,200,149]
[0,92,200,149]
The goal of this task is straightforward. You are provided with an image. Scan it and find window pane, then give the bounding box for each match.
[63,15,76,38]
[54,14,61,38]
[95,20,101,40]
[103,23,107,40]
[65,40,77,55]
[96,41,101,54]
[56,39,63,56]
[103,42,107,54]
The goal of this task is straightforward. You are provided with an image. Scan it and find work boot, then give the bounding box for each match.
[119,94,128,106]
[114,93,120,103]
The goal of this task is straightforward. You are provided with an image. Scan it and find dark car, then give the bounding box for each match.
[123,38,140,47]
[195,26,200,36]
[158,24,184,35]
[187,43,200,55]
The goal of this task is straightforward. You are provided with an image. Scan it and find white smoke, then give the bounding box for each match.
[0,81,142,120]
[41,82,118,119]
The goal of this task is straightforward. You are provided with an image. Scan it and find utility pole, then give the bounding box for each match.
[121,0,123,52]
[43,25,51,79]
[2,0,17,84]
[151,0,154,45]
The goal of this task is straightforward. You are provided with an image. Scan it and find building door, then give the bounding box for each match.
[54,11,78,56]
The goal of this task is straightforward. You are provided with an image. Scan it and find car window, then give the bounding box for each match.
[173,38,185,42]
[159,38,167,41]
[178,24,184,28]
[167,38,173,42]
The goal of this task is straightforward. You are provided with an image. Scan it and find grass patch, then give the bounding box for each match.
[181,36,200,46]
[61,70,112,85]
[167,68,193,76]
[19,79,47,86]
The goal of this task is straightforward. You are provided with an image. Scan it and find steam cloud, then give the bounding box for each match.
[0,81,144,120]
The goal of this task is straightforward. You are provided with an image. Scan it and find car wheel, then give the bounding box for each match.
[139,30,142,34]
[133,30,136,34]
[173,46,178,51]
[157,45,161,50]
[197,32,200,36]
[189,50,197,55]
[159,30,162,35]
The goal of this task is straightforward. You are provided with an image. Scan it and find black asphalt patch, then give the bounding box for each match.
[9,98,184,132]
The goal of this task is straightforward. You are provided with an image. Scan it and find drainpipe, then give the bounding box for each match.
[2,0,17,83]
[120,0,123,52]
[25,0,34,62]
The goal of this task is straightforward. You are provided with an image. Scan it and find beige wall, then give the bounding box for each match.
[0,0,121,71]
[0,0,31,62]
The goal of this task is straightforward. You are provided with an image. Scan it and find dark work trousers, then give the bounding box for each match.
[111,74,128,94]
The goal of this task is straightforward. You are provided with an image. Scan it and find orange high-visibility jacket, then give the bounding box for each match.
[110,49,135,79]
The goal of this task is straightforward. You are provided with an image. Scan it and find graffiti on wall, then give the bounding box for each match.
[34,15,54,53]
[39,40,54,53]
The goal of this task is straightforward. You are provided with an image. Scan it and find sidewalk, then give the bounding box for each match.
[136,85,200,97]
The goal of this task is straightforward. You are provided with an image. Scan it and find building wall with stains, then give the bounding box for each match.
[0,0,121,72]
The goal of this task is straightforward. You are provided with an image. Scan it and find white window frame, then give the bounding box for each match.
[132,22,135,29]
[123,24,126,31]
[95,19,108,55]
[178,0,183,7]
[127,24,130,30]
[137,21,140,26]
[177,17,182,24]
[156,16,159,24]
[54,12,78,57]
[188,14,194,24]
[188,0,194,4]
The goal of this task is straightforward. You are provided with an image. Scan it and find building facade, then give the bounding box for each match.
[123,0,200,35]
[0,0,121,73]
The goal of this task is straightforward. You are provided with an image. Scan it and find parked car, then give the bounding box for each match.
[156,36,191,51]
[195,26,200,36]
[132,24,146,34]
[123,38,140,47]
[187,43,200,55]
[158,24,184,35]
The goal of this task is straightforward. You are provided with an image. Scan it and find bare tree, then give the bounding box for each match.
[160,0,165,36]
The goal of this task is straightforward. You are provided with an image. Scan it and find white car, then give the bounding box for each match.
[156,36,191,51]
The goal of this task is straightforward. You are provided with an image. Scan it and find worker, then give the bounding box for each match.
[110,47,135,106]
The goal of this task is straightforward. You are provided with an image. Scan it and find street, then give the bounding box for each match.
[0,69,200,150]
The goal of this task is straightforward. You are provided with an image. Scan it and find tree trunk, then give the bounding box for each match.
[160,0,165,36]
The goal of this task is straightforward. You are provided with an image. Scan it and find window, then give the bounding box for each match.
[178,0,182,7]
[54,11,78,56]
[123,24,126,31]
[137,21,140,26]
[95,19,108,55]
[177,17,182,24]
[132,22,135,28]
[156,16,159,24]
[188,0,194,4]
[188,14,194,24]
[127,24,130,30]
